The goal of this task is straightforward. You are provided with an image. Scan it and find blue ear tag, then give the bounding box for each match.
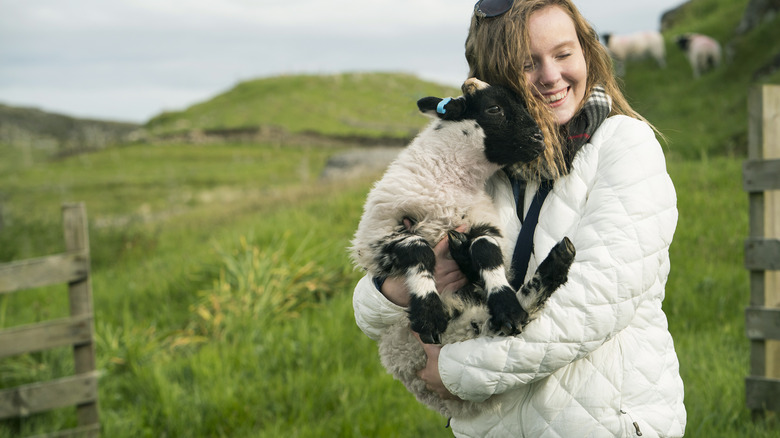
[437,97,452,115]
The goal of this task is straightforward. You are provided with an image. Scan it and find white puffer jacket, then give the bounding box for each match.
[353,115,686,437]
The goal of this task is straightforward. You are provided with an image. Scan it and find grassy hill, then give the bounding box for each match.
[0,103,140,159]
[144,72,459,141]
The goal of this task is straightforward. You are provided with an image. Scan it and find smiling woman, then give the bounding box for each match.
[352,1,687,436]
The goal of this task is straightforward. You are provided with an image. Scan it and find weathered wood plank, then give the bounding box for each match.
[0,314,93,359]
[0,371,99,420]
[743,158,780,192]
[0,252,89,295]
[746,376,780,411]
[744,238,780,270]
[746,307,780,340]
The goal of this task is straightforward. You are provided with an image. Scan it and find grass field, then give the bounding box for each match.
[0,136,778,436]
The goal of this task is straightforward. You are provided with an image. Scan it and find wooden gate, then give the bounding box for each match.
[0,203,99,437]
[744,84,780,415]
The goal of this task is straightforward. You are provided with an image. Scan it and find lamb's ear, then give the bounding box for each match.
[417,97,443,116]
[417,96,465,120]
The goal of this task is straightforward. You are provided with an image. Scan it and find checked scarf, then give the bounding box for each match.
[505,85,612,182]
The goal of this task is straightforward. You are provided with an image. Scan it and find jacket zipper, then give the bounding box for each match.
[620,409,643,436]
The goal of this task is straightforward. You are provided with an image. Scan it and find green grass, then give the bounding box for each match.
[1,139,778,437]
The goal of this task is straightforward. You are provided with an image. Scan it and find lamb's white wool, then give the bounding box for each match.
[676,33,722,78]
[350,119,501,274]
[603,31,666,75]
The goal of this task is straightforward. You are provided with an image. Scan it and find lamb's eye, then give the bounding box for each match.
[471,322,480,335]
[486,105,502,115]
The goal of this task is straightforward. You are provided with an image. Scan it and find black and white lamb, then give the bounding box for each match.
[350,77,574,344]
[350,77,575,416]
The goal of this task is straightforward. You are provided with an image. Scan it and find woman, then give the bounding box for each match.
[353,0,686,436]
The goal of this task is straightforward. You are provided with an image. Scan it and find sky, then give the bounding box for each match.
[0,0,685,124]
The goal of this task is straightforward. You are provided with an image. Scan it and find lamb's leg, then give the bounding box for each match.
[517,237,575,320]
[449,227,526,336]
[383,233,449,344]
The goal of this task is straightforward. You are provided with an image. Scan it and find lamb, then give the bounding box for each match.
[350,77,571,345]
[602,31,666,75]
[349,77,576,417]
[675,33,722,78]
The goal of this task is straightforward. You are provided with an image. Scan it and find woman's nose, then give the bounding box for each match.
[537,62,560,87]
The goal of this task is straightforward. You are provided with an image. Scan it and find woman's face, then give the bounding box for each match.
[524,5,587,125]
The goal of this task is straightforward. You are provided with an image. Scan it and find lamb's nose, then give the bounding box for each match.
[532,132,544,142]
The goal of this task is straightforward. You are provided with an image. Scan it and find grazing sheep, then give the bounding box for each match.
[602,31,666,74]
[675,33,722,78]
[379,237,574,418]
[350,78,560,345]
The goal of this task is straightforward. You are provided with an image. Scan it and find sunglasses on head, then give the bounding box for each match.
[474,0,515,18]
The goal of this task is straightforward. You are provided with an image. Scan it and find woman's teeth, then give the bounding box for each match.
[544,88,568,103]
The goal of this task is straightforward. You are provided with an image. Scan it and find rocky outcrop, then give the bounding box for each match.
[736,0,780,35]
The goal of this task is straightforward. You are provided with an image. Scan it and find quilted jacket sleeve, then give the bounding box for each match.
[438,116,678,402]
[352,275,408,342]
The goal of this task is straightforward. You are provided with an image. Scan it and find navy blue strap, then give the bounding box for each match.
[509,179,553,290]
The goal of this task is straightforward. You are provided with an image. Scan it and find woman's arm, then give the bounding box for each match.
[437,117,678,402]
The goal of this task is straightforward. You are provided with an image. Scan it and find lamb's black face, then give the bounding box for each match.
[676,35,691,51]
[463,85,545,166]
[417,85,545,166]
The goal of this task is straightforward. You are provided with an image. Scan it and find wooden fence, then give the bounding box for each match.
[744,84,780,415]
[0,203,99,437]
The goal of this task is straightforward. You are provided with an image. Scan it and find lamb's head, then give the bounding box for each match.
[675,34,692,51]
[417,78,545,166]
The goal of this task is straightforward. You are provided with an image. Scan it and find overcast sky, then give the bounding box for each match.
[0,0,685,123]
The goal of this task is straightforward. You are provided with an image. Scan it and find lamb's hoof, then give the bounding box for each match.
[448,229,468,249]
[538,237,576,285]
[487,287,527,336]
[409,294,449,344]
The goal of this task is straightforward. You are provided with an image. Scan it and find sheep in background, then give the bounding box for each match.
[602,31,666,75]
[675,33,722,78]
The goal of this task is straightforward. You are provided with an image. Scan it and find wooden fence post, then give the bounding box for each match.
[744,84,780,415]
[63,202,100,429]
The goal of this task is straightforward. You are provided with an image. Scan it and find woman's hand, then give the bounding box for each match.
[379,222,468,305]
[433,225,469,294]
[414,332,461,400]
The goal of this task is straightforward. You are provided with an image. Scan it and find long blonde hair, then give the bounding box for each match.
[465,0,651,178]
